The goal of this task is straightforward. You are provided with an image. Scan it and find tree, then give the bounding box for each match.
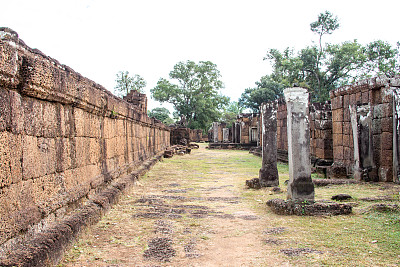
[263,11,399,102]
[115,71,147,96]
[239,75,285,112]
[148,107,174,125]
[220,101,244,128]
[151,60,229,131]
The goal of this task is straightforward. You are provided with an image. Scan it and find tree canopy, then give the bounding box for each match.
[115,71,147,96]
[240,11,400,107]
[239,75,285,112]
[148,107,174,125]
[151,60,229,131]
[220,101,244,128]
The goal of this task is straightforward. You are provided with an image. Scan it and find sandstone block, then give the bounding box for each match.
[0,89,11,131]
[381,132,393,150]
[23,136,56,180]
[379,166,393,182]
[380,149,393,166]
[9,90,24,134]
[23,97,44,136]
[333,146,344,160]
[332,108,343,122]
[333,122,343,134]
[381,117,393,132]
[42,102,58,137]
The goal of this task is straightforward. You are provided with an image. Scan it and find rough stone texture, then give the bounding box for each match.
[284,88,314,201]
[245,178,261,189]
[259,102,279,187]
[309,102,333,162]
[0,28,171,253]
[267,199,352,216]
[330,77,400,182]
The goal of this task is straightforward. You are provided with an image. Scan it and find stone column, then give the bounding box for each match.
[259,102,279,187]
[223,128,229,143]
[284,88,314,201]
[212,122,219,143]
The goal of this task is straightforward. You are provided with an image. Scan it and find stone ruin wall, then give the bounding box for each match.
[309,102,333,162]
[275,99,333,163]
[330,77,400,182]
[0,28,170,247]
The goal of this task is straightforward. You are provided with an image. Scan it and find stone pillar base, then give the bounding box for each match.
[287,176,314,201]
[259,165,279,187]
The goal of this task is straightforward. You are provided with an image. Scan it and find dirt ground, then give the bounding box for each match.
[60,145,291,266]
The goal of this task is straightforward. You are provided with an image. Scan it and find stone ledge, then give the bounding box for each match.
[0,152,164,267]
[266,198,352,216]
[313,178,359,187]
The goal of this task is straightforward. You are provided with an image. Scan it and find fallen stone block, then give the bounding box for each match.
[266,198,352,216]
[246,178,261,189]
[331,194,352,201]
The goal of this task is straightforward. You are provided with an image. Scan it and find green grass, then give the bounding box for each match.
[62,143,400,266]
[191,145,400,266]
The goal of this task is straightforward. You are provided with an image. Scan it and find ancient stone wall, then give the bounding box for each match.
[276,99,288,161]
[330,77,400,182]
[309,102,333,162]
[237,113,259,144]
[275,98,333,163]
[0,28,170,247]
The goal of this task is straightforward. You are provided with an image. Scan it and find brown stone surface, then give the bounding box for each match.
[266,198,352,216]
[0,29,171,249]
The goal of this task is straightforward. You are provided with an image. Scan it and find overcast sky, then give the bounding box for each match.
[2,0,399,110]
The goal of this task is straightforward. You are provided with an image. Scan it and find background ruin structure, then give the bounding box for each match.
[0,28,171,260]
[330,78,400,182]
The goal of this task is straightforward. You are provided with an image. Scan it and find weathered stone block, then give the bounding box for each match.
[362,92,370,104]
[381,117,393,132]
[23,97,44,136]
[333,122,343,134]
[333,133,343,147]
[55,137,72,172]
[381,132,393,150]
[343,134,350,147]
[267,199,352,216]
[331,96,343,110]
[379,166,393,182]
[333,146,344,160]
[344,146,352,161]
[42,102,58,137]
[22,136,56,180]
[0,88,11,132]
[332,108,343,122]
[9,90,24,134]
[380,149,393,166]
[372,89,382,104]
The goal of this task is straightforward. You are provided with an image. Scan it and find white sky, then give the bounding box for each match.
[2,0,399,110]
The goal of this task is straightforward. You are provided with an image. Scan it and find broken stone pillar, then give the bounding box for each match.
[259,102,279,187]
[212,122,219,143]
[223,128,229,143]
[349,104,376,181]
[235,122,241,143]
[284,88,314,201]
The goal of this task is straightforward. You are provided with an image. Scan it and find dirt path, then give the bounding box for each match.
[61,145,290,266]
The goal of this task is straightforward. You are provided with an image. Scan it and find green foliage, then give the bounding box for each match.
[239,75,285,112]
[220,101,244,128]
[151,60,229,131]
[148,107,175,125]
[261,11,400,102]
[114,71,147,96]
